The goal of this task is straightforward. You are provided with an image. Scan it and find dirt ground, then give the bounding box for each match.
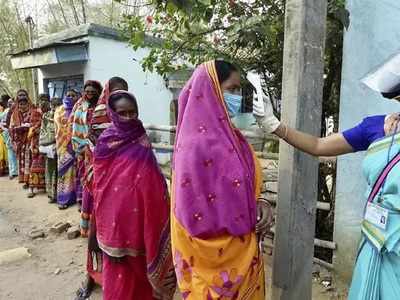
[0,176,346,300]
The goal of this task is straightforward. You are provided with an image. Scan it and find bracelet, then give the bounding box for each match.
[284,124,289,140]
[279,123,289,140]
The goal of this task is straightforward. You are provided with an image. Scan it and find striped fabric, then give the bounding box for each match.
[349,131,400,299]
[71,99,90,155]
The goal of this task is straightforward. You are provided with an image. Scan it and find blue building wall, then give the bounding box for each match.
[334,0,400,282]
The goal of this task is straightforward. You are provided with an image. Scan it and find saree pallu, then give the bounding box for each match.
[0,107,7,175]
[29,152,45,189]
[171,62,264,300]
[54,106,76,206]
[18,143,30,184]
[1,109,17,177]
[349,133,400,299]
[91,80,112,131]
[79,149,94,237]
[71,99,95,206]
[28,110,45,189]
[10,109,31,184]
[45,157,57,199]
[2,131,17,177]
[57,148,76,206]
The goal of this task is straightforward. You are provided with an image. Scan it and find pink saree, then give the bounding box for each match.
[93,90,176,300]
[171,62,264,299]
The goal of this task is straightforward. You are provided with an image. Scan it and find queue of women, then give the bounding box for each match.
[0,56,399,300]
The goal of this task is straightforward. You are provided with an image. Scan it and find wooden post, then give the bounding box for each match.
[271,1,327,299]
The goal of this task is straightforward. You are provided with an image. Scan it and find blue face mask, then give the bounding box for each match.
[223,93,242,117]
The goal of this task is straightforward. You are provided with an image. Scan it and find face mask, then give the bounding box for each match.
[223,93,242,117]
[63,96,73,105]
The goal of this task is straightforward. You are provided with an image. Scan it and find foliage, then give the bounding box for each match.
[0,0,33,96]
[121,0,347,118]
[0,0,143,98]
[121,0,348,261]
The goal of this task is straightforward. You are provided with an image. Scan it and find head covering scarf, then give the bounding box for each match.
[94,90,176,298]
[91,80,112,130]
[39,109,56,146]
[9,91,35,151]
[172,61,259,238]
[70,80,103,155]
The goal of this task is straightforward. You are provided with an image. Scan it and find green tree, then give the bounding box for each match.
[0,0,33,96]
[120,0,347,117]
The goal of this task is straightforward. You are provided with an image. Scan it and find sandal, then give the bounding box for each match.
[58,204,68,210]
[74,287,92,300]
[27,192,36,198]
[75,277,94,300]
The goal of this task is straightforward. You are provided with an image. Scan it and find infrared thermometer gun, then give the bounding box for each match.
[247,72,266,116]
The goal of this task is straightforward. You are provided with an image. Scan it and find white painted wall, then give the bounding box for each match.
[87,36,172,127]
[36,36,173,163]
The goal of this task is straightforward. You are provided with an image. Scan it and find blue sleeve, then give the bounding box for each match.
[342,115,385,152]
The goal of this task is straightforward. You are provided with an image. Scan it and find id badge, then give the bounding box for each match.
[365,202,389,230]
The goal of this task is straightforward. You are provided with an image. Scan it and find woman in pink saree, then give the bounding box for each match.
[171,60,267,299]
[92,90,176,300]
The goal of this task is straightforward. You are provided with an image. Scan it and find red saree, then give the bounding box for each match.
[93,90,176,300]
[28,108,45,189]
[10,102,33,184]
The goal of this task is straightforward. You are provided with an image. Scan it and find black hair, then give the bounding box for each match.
[38,93,50,101]
[109,92,138,113]
[16,89,28,96]
[109,77,128,91]
[51,97,62,106]
[1,94,10,102]
[84,80,103,93]
[67,88,79,94]
[0,94,10,108]
[214,60,239,84]
[381,83,400,99]
[66,88,81,98]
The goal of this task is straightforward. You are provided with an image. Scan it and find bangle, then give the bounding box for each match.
[279,123,288,140]
[283,124,289,140]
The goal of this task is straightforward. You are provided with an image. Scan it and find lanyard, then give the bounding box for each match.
[377,123,400,202]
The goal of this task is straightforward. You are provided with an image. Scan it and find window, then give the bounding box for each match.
[44,75,84,98]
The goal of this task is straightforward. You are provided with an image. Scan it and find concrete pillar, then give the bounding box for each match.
[271,0,327,299]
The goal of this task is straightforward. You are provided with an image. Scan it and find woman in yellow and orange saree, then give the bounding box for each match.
[171,60,265,299]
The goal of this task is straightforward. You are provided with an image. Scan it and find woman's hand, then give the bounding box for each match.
[256,199,274,239]
[88,231,100,253]
[384,113,400,135]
